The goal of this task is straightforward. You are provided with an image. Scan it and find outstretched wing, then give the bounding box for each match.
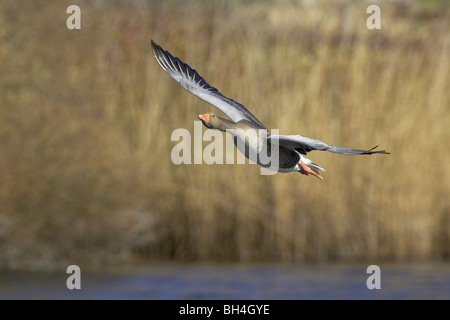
[151,40,266,129]
[268,134,390,155]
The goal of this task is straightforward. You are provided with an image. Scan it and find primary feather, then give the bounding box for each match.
[151,40,266,129]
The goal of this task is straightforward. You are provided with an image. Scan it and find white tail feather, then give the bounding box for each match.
[300,155,325,172]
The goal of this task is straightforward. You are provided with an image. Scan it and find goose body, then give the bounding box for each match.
[151,40,389,180]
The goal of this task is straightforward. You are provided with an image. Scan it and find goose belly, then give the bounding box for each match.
[232,130,264,163]
[230,131,299,172]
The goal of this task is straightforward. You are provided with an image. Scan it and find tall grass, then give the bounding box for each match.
[0,0,448,270]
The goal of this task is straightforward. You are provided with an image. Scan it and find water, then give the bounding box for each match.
[0,263,449,299]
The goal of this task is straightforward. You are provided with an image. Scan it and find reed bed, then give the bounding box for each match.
[0,0,448,270]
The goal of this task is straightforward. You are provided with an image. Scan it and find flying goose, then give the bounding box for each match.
[151,40,389,180]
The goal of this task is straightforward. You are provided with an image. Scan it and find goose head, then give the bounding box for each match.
[198,112,214,129]
[198,112,233,131]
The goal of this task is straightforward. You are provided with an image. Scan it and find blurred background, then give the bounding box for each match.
[0,0,448,299]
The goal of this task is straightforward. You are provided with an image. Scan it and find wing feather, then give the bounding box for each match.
[269,134,390,155]
[151,40,266,129]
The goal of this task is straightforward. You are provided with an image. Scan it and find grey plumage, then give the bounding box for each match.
[268,135,390,156]
[151,40,389,178]
[151,40,266,129]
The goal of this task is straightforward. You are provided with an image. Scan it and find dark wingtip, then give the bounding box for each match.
[150,39,159,52]
[367,145,390,155]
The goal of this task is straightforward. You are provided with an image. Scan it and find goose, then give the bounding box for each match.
[151,40,389,180]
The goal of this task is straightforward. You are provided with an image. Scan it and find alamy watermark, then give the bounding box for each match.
[171,121,280,175]
[65,4,380,32]
[367,5,381,30]
[66,265,81,290]
[66,5,81,30]
[366,265,381,290]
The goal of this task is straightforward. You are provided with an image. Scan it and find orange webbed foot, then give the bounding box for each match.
[298,161,323,181]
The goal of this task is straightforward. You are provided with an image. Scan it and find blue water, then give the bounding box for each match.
[0,263,449,299]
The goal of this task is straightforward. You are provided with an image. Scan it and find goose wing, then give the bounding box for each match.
[151,40,266,129]
[268,134,390,155]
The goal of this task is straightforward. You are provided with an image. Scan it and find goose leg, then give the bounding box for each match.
[298,161,323,181]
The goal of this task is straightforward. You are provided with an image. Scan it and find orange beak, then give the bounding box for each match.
[198,113,210,123]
